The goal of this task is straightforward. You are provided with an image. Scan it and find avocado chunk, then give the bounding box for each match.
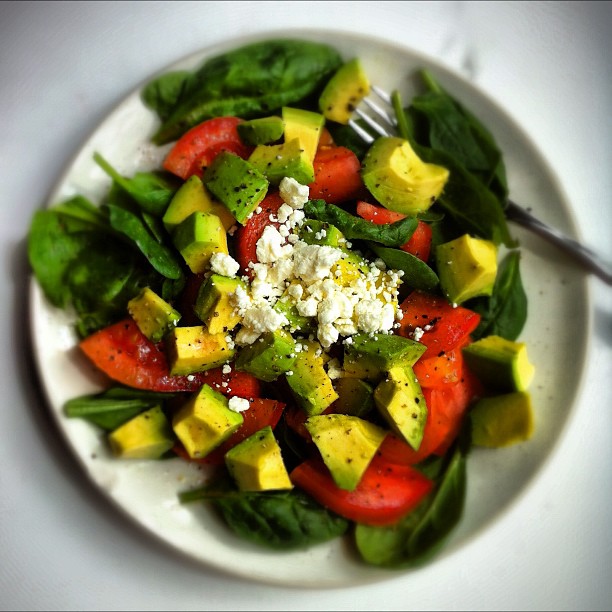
[470,391,534,447]
[373,366,427,451]
[237,115,284,146]
[162,174,235,233]
[273,297,316,334]
[172,211,229,274]
[436,234,498,304]
[234,329,296,382]
[343,332,427,381]
[194,273,246,335]
[127,287,181,343]
[202,151,269,224]
[172,384,244,459]
[304,414,387,491]
[225,425,293,492]
[108,405,175,459]
[282,106,325,163]
[361,136,450,215]
[462,335,535,392]
[286,340,339,416]
[333,377,375,418]
[165,325,235,376]
[318,58,370,125]
[298,219,345,247]
[248,138,315,185]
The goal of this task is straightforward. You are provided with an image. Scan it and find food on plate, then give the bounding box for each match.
[28,38,536,568]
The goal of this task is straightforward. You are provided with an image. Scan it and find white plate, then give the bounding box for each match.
[28,30,591,588]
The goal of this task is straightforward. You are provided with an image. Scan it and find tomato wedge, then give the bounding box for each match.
[356,201,433,262]
[396,290,481,359]
[290,455,433,526]
[308,146,365,203]
[162,116,253,180]
[79,318,262,396]
[173,397,285,465]
[233,191,285,278]
[413,337,470,388]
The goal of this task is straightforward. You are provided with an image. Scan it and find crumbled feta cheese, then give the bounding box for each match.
[228,397,251,413]
[209,252,240,278]
[279,176,309,209]
[222,364,232,375]
[256,225,292,263]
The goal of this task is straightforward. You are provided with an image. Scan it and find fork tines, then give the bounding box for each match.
[348,85,397,144]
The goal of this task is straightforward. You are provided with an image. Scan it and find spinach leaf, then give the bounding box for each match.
[141,70,191,122]
[303,199,418,247]
[151,39,342,144]
[94,152,179,216]
[367,243,439,292]
[470,250,527,341]
[180,479,349,550]
[354,441,467,568]
[64,386,176,431]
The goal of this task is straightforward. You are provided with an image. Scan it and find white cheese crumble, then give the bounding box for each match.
[209,252,240,278]
[228,397,251,413]
[279,176,309,209]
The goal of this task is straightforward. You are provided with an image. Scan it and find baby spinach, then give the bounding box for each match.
[148,39,342,144]
[367,243,439,292]
[180,479,349,550]
[470,250,528,341]
[354,440,468,568]
[141,70,191,123]
[303,199,418,247]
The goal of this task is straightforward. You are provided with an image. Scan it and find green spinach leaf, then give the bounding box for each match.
[180,479,349,550]
[151,39,342,144]
[141,70,191,122]
[303,199,418,247]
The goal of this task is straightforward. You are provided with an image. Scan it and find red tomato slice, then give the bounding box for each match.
[413,336,470,388]
[173,397,286,465]
[162,116,253,180]
[355,201,432,262]
[78,318,262,396]
[290,455,433,526]
[396,290,481,359]
[308,146,365,203]
[233,191,285,278]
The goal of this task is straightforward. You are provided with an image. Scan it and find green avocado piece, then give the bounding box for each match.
[248,138,315,185]
[162,174,235,233]
[462,335,535,392]
[127,287,181,343]
[333,377,375,418]
[298,219,345,247]
[470,391,534,447]
[273,297,316,335]
[304,414,387,491]
[194,273,246,335]
[286,340,339,416]
[225,425,293,492]
[318,58,370,125]
[343,332,427,381]
[236,115,284,145]
[172,384,244,459]
[373,366,427,451]
[108,405,175,459]
[202,151,269,224]
[436,234,498,304]
[165,325,234,375]
[361,136,450,215]
[282,106,325,162]
[234,329,296,382]
[172,211,229,274]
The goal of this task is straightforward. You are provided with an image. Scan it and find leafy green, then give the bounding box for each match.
[354,440,468,568]
[367,243,439,292]
[149,39,342,144]
[64,386,177,431]
[141,70,191,122]
[303,199,418,247]
[470,250,528,341]
[180,478,349,550]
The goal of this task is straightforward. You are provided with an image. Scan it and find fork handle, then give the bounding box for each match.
[506,200,612,285]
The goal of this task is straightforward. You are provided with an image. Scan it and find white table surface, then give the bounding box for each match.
[1,1,610,610]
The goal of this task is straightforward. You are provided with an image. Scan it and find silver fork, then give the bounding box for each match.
[349,86,612,286]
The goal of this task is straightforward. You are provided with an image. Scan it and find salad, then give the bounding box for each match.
[28,38,535,569]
